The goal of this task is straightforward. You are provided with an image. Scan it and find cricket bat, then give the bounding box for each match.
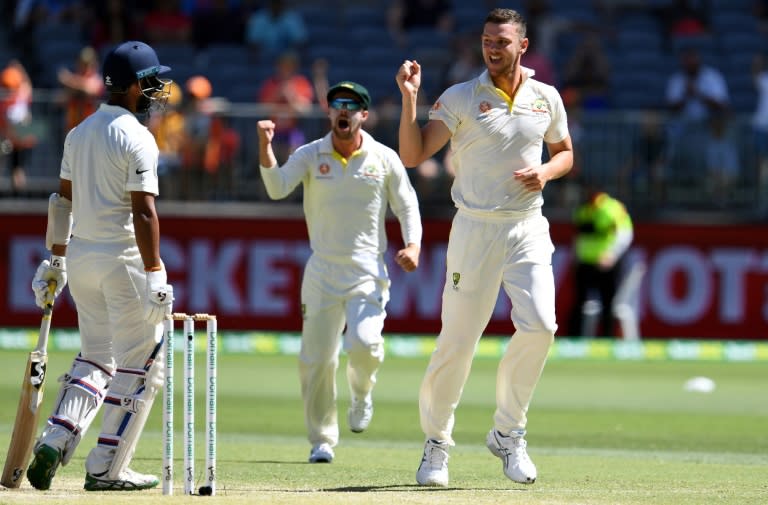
[1,281,56,488]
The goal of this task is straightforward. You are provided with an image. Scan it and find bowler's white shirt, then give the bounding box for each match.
[60,103,160,243]
[429,68,569,214]
[260,129,422,264]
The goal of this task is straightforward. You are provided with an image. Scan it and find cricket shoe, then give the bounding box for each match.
[308,443,334,463]
[348,396,373,433]
[26,444,62,490]
[416,439,449,487]
[485,429,537,484]
[84,468,159,491]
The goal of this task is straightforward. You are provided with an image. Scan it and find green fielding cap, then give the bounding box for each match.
[327,81,371,109]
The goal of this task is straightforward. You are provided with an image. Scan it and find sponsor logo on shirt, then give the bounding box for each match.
[316,163,332,178]
[479,101,492,113]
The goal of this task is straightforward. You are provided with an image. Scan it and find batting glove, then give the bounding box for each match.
[31,255,67,309]
[144,267,174,325]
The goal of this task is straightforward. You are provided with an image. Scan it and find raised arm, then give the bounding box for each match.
[395,60,451,168]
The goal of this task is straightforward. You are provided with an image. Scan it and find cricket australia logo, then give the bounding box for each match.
[362,165,381,180]
[532,98,549,113]
[452,272,460,290]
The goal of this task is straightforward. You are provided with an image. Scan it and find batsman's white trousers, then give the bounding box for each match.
[299,254,389,447]
[420,208,557,444]
[64,237,163,472]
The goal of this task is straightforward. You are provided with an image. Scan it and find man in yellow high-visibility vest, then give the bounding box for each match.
[567,191,633,337]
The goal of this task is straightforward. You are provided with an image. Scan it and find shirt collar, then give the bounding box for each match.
[478,65,536,88]
[319,129,372,155]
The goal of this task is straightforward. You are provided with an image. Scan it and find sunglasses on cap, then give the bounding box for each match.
[329,98,364,111]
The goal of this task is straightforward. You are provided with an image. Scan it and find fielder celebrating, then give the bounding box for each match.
[257,81,422,463]
[27,41,174,491]
[396,8,573,486]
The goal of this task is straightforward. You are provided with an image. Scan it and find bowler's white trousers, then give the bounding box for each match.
[420,208,557,444]
[300,253,390,447]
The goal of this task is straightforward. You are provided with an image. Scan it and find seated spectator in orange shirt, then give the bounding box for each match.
[0,60,37,195]
[57,45,105,132]
[144,0,192,44]
[257,50,314,162]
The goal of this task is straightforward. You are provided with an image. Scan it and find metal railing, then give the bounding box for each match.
[1,91,764,223]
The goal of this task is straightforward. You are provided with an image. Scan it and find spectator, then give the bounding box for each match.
[57,45,105,133]
[704,115,740,207]
[191,0,246,49]
[665,46,729,167]
[753,53,768,209]
[178,75,239,200]
[0,60,37,196]
[148,80,185,199]
[244,0,307,62]
[143,0,192,45]
[523,0,590,61]
[622,111,668,204]
[257,50,314,167]
[562,33,611,110]
[387,0,455,48]
[567,190,634,338]
[666,46,728,121]
[85,0,142,53]
[661,0,710,40]
[409,155,454,209]
[442,31,484,88]
[521,26,557,86]
[757,0,768,35]
[14,0,86,29]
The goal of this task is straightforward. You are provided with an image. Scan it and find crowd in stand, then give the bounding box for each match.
[0,0,766,217]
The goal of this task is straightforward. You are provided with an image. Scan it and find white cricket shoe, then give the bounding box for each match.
[348,396,373,433]
[84,467,159,491]
[308,443,334,463]
[416,439,449,487]
[485,429,537,484]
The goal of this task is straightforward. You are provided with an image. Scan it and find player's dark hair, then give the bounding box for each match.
[485,8,527,38]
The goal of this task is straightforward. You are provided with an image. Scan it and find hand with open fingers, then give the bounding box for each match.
[31,255,67,308]
[144,267,174,325]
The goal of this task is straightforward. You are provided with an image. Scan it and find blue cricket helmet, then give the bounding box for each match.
[102,41,171,91]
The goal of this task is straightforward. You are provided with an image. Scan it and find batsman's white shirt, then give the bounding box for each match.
[420,68,568,443]
[61,103,160,243]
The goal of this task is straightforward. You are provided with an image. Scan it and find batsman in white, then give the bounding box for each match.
[27,40,174,491]
[257,81,422,464]
[396,8,573,486]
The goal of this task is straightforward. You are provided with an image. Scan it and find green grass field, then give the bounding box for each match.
[0,347,766,504]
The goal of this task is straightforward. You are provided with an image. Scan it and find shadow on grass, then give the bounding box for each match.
[320,485,478,492]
